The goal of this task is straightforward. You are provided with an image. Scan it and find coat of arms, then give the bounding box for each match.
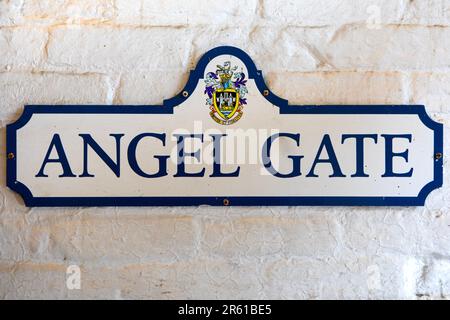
[204,61,248,125]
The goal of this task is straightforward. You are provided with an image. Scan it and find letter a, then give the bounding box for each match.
[36,134,76,177]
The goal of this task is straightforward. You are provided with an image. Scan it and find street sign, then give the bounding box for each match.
[6,46,443,207]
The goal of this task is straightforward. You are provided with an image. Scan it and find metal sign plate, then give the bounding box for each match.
[6,47,443,207]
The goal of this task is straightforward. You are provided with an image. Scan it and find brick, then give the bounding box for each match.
[416,257,450,299]
[46,26,190,73]
[410,73,450,112]
[81,258,264,299]
[338,207,428,257]
[0,27,47,70]
[120,259,263,299]
[263,0,450,27]
[190,26,318,73]
[115,0,141,25]
[315,25,450,71]
[262,254,417,299]
[0,262,67,299]
[115,0,259,26]
[21,0,115,24]
[0,0,23,26]
[1,255,445,299]
[200,212,340,259]
[0,259,264,299]
[117,70,188,104]
[1,212,197,264]
[401,0,450,26]
[262,0,405,27]
[189,25,450,73]
[0,72,110,117]
[267,71,405,105]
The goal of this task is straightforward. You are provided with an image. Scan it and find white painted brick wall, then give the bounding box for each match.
[0,0,449,299]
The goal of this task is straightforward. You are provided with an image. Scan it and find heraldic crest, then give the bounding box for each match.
[204,61,248,125]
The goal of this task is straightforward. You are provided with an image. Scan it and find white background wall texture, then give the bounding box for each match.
[0,0,450,299]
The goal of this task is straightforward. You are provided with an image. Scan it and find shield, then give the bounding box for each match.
[213,89,239,120]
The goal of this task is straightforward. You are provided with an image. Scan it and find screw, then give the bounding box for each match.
[435,152,443,160]
[263,89,269,96]
[7,152,14,160]
[223,198,230,206]
[182,91,189,98]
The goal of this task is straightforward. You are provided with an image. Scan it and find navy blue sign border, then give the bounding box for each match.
[6,46,443,207]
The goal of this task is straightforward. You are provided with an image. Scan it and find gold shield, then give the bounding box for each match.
[213,89,239,120]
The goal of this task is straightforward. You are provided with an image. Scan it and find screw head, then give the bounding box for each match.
[223,198,230,206]
[182,91,189,98]
[7,152,14,160]
[435,152,443,160]
[263,89,269,96]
